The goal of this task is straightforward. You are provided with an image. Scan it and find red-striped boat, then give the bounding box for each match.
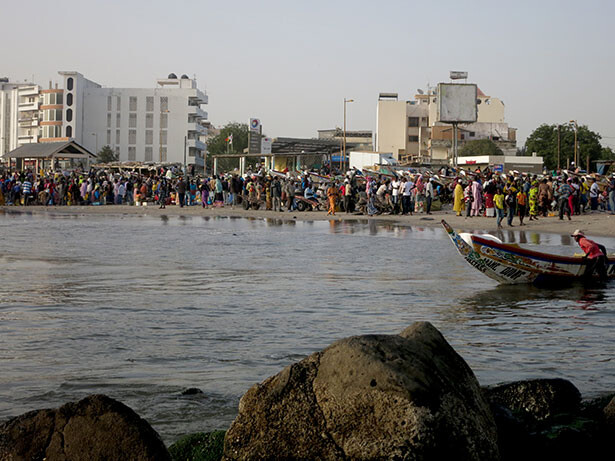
[442,220,615,284]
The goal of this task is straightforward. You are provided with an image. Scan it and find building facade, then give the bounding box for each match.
[58,72,208,169]
[376,86,517,166]
[0,79,42,159]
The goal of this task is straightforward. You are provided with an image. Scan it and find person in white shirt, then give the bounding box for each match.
[391,178,401,214]
[589,178,600,211]
[425,178,435,214]
[402,177,415,215]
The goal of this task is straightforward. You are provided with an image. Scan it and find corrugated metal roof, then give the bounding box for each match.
[2,141,95,159]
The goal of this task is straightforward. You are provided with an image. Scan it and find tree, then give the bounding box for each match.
[525,124,603,171]
[206,122,250,173]
[96,145,118,163]
[458,139,503,157]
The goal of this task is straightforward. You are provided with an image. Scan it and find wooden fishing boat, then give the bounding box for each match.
[441,220,615,284]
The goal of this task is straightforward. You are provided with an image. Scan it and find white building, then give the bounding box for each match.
[0,78,42,159]
[58,71,208,169]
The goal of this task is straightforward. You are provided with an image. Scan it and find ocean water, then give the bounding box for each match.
[1,211,614,444]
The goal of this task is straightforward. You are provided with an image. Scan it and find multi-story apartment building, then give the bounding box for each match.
[376,86,516,165]
[57,71,208,169]
[0,78,42,159]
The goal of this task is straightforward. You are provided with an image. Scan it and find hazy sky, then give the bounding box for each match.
[3,0,614,147]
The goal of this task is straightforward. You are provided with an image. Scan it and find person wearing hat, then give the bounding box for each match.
[571,230,608,282]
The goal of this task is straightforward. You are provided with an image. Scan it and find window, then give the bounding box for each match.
[107,113,112,127]
[160,147,167,162]
[160,113,168,129]
[116,113,121,128]
[145,130,153,144]
[129,129,136,144]
[145,146,153,161]
[128,146,136,160]
[107,96,112,111]
[160,96,168,112]
[116,96,121,110]
[189,149,195,157]
[66,93,73,106]
[115,147,121,159]
[160,130,167,145]
[408,135,419,142]
[66,125,72,138]
[66,109,72,122]
[56,93,63,105]
[129,113,137,128]
[116,130,120,144]
[146,96,154,112]
[106,130,111,144]
[67,78,73,91]
[146,113,153,128]
[129,96,137,112]
[408,117,419,127]
[469,131,475,137]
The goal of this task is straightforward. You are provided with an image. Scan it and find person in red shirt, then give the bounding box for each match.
[571,229,607,282]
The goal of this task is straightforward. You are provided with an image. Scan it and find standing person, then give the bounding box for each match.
[571,230,608,282]
[494,187,505,229]
[344,179,353,214]
[391,176,401,214]
[589,178,600,211]
[271,177,282,212]
[176,176,187,208]
[464,181,473,218]
[516,187,528,226]
[402,176,415,215]
[528,181,539,221]
[200,180,210,208]
[557,179,573,220]
[425,178,434,215]
[538,178,550,217]
[326,182,338,216]
[505,188,516,227]
[609,173,615,215]
[470,178,483,217]
[158,178,167,209]
[453,179,464,216]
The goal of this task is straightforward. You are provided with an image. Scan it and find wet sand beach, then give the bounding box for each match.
[3,205,615,238]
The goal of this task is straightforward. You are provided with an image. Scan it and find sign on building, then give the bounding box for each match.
[261,137,272,154]
[449,71,468,80]
[248,118,262,154]
[250,118,261,132]
[436,83,478,123]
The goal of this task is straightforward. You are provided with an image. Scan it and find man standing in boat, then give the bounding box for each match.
[571,230,608,282]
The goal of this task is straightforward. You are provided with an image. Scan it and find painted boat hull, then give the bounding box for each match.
[441,220,615,284]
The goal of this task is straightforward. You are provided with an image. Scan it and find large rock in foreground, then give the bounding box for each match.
[0,394,170,461]
[224,321,499,460]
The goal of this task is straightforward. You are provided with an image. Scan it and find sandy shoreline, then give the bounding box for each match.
[3,204,615,238]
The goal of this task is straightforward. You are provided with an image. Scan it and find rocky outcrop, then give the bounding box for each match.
[483,378,582,423]
[0,394,170,461]
[223,321,499,460]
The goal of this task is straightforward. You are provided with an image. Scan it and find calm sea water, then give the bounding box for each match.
[1,212,614,444]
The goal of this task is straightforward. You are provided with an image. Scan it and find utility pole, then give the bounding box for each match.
[557,125,561,170]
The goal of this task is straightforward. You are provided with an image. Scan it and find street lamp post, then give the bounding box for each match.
[343,98,354,172]
[569,120,578,170]
[90,132,98,169]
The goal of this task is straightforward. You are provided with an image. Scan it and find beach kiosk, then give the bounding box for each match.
[1,140,96,172]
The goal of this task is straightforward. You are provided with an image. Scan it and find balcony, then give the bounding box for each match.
[19,119,39,127]
[187,105,208,119]
[186,123,206,134]
[18,102,39,111]
[186,138,206,150]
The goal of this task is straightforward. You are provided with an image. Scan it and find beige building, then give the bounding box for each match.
[376,86,517,166]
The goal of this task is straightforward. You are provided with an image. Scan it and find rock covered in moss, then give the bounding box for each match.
[169,431,225,461]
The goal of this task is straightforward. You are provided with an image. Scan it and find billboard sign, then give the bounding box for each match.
[449,71,468,80]
[249,118,261,132]
[437,83,477,123]
[261,137,272,154]
[493,164,504,172]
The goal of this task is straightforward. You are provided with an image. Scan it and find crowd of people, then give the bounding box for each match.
[451,171,615,228]
[2,166,615,226]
